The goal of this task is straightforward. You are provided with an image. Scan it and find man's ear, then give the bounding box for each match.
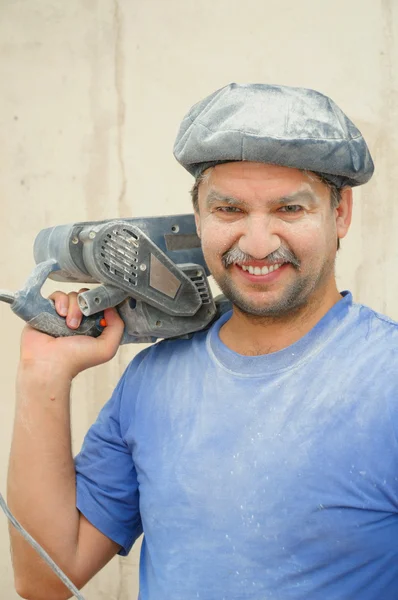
[194,210,201,239]
[336,187,353,240]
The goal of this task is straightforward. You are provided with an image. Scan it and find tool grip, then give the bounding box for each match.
[14,295,104,338]
[26,306,103,338]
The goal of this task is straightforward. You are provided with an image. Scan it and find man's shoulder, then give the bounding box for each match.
[117,328,210,412]
[353,300,398,336]
[153,326,209,356]
[125,326,209,377]
[348,299,398,361]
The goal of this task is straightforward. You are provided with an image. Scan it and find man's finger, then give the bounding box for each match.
[48,291,69,317]
[97,308,125,356]
[66,292,83,329]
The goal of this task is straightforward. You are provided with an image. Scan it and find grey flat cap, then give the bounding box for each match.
[173,83,374,188]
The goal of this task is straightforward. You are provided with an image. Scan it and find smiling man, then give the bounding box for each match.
[192,161,352,355]
[9,84,398,600]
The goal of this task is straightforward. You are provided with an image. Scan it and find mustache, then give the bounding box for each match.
[221,245,301,269]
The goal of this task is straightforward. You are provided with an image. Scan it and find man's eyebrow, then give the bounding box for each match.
[205,189,320,209]
[205,190,249,209]
[270,190,320,207]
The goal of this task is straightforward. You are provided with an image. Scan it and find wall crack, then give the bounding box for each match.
[114,0,128,217]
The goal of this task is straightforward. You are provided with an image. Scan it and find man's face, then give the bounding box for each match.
[195,162,352,318]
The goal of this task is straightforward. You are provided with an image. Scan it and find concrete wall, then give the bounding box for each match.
[0,0,397,597]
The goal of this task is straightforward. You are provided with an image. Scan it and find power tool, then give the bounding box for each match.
[0,214,231,341]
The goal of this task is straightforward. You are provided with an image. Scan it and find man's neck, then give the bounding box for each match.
[218,288,342,356]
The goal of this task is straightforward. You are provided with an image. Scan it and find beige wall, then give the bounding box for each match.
[0,0,397,597]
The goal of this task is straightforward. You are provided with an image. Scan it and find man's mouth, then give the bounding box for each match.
[236,263,285,276]
[221,246,300,271]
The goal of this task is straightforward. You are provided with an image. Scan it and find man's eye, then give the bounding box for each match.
[215,206,242,213]
[279,205,303,213]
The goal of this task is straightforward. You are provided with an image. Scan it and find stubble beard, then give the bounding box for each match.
[213,257,336,321]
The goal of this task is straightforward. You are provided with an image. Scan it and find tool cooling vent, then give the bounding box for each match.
[100,227,139,287]
[182,266,212,305]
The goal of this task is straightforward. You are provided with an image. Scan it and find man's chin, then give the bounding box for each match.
[233,301,293,318]
[221,292,290,318]
[218,285,310,319]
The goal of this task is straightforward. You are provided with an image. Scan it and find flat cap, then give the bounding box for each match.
[173,83,374,188]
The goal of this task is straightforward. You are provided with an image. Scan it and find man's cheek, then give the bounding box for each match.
[201,225,237,260]
[201,232,219,256]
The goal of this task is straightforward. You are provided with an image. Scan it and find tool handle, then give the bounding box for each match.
[25,302,103,338]
[11,260,104,338]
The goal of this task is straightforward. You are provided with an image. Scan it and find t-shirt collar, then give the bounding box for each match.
[206,291,353,376]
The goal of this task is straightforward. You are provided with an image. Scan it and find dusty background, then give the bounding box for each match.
[0,0,397,597]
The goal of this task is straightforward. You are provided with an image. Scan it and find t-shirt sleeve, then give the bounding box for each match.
[75,356,146,556]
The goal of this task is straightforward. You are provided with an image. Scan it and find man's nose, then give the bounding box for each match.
[238,215,280,259]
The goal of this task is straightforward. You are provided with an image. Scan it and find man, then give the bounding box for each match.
[8,84,398,600]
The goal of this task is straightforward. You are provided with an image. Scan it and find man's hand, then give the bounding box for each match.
[19,289,125,380]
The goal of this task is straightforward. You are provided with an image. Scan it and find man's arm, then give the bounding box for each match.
[7,293,125,599]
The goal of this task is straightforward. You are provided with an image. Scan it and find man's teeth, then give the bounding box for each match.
[240,263,283,275]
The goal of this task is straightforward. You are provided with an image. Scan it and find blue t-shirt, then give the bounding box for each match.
[75,292,398,599]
